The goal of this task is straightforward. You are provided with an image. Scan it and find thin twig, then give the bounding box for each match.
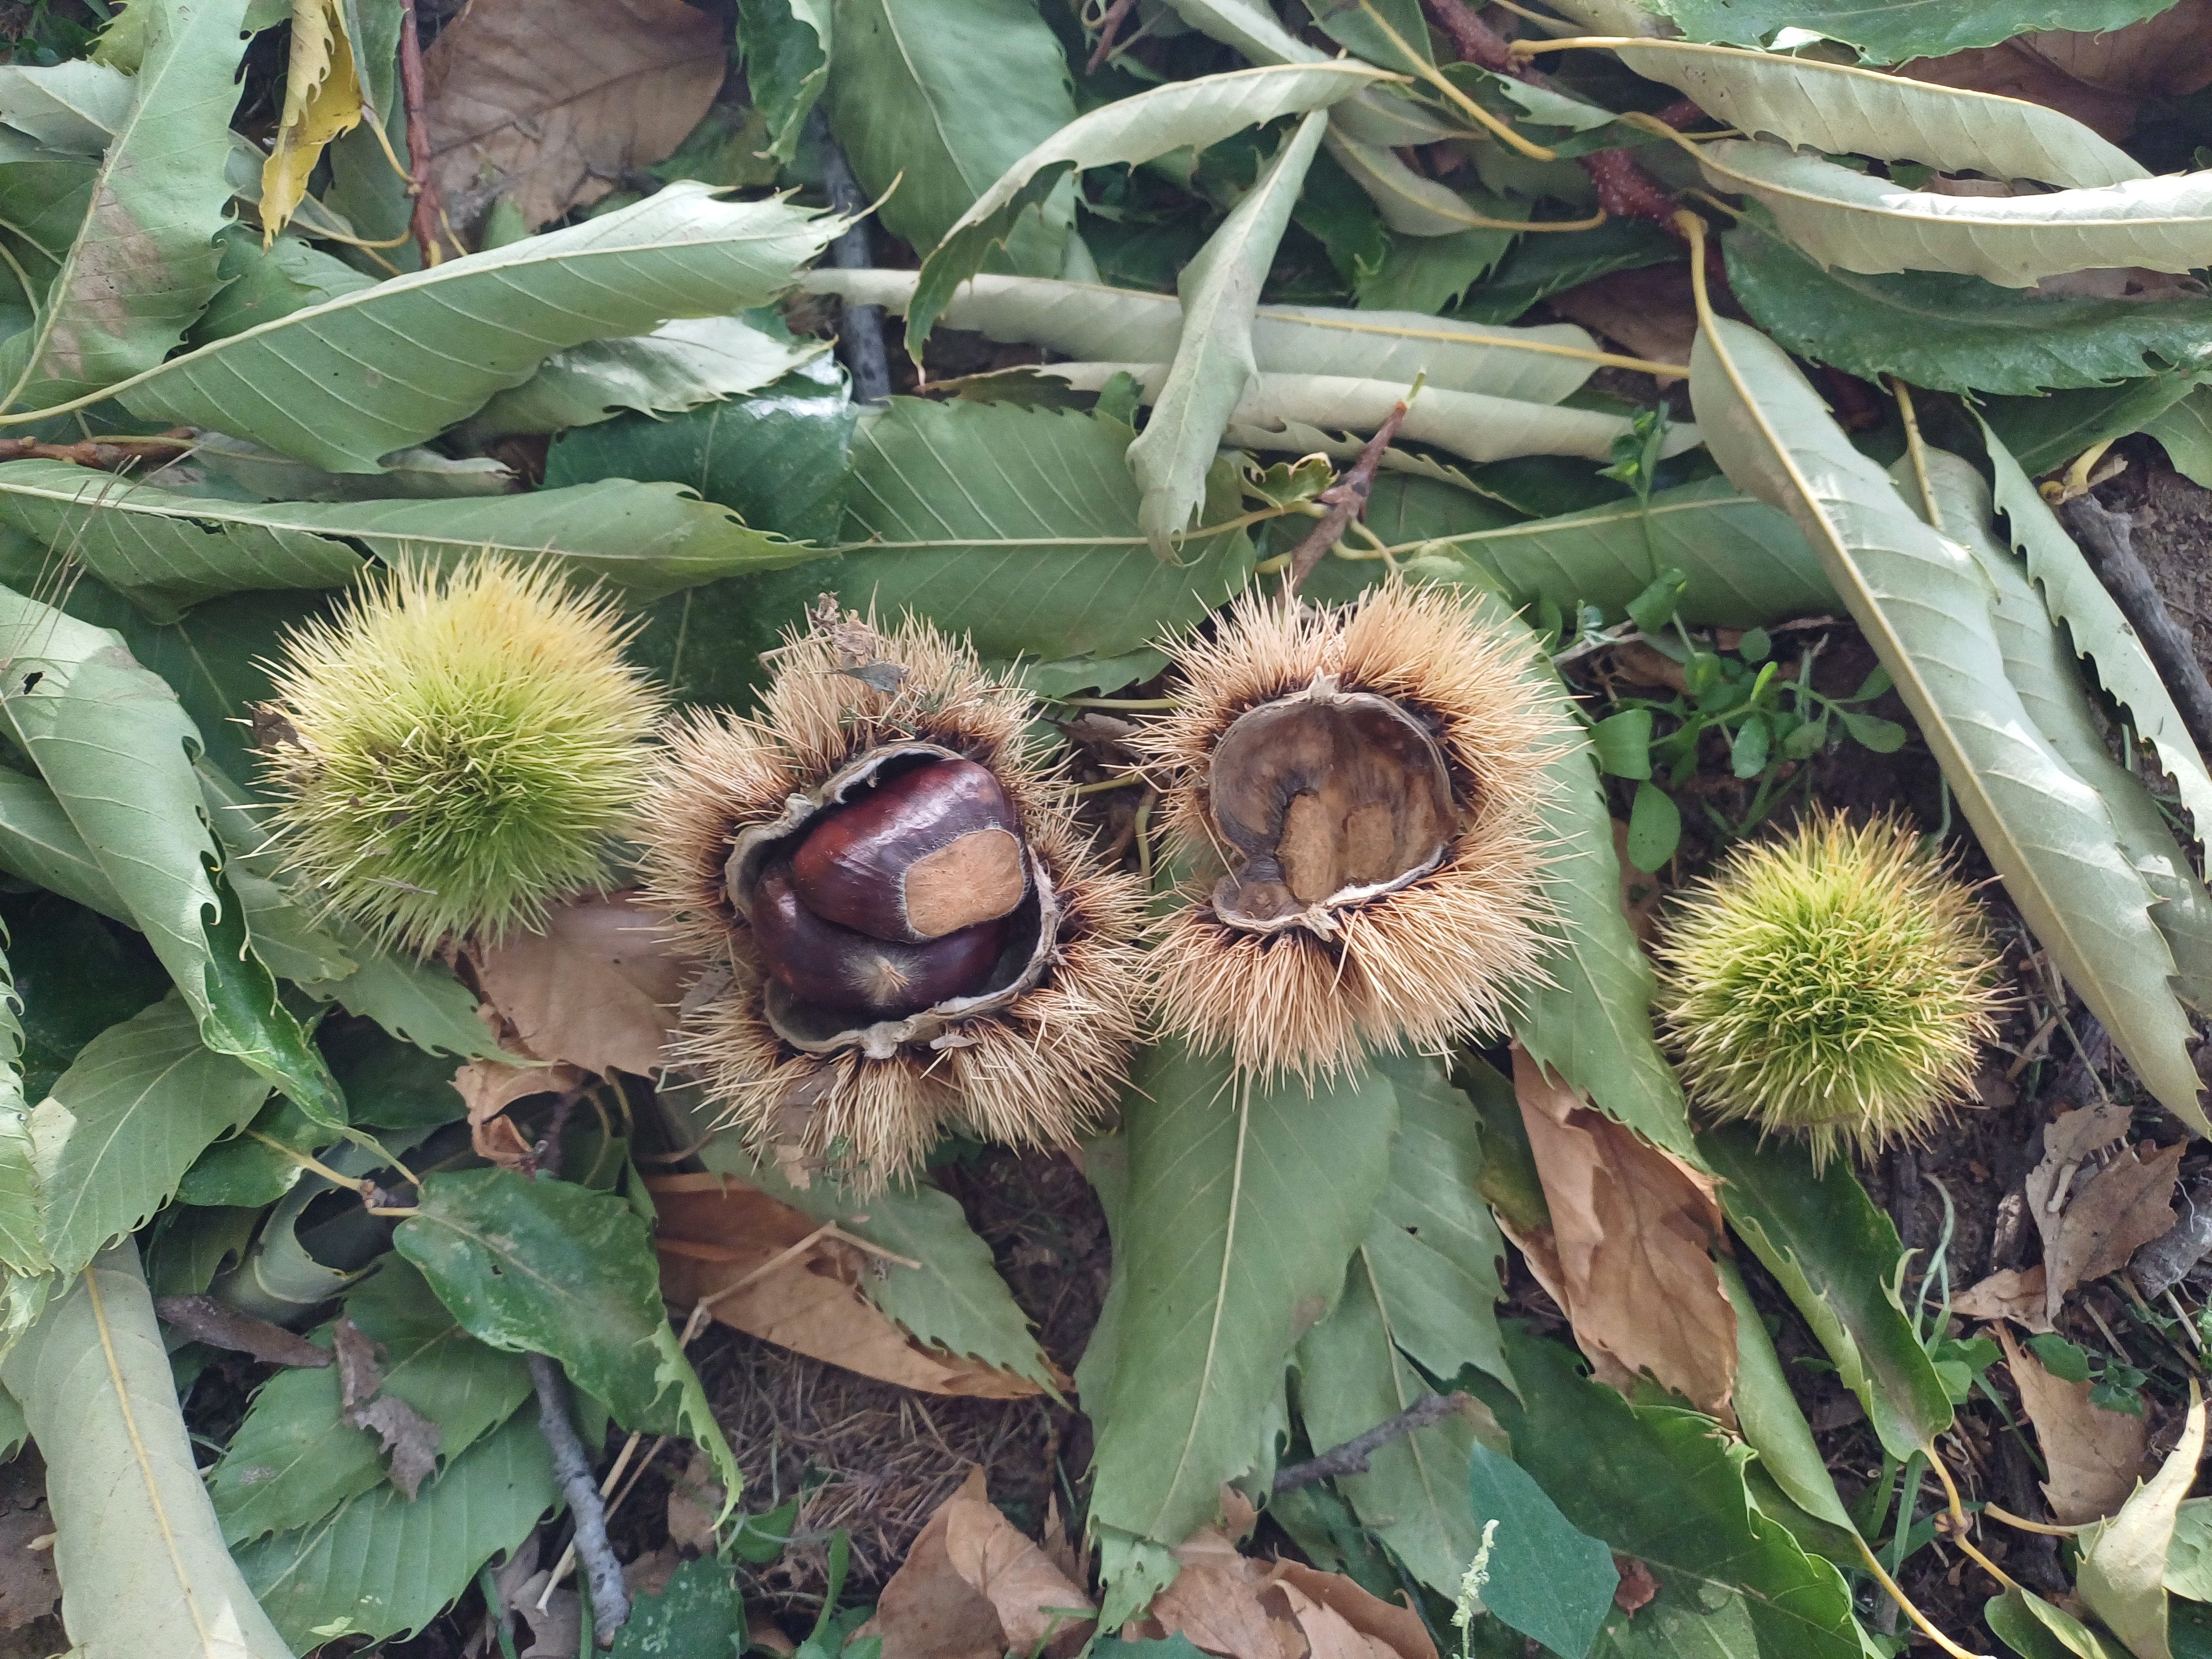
[1422,0,1682,228]
[1086,0,1140,71]
[1284,401,1408,593]
[397,0,446,267]
[2057,493,2212,768]
[0,431,195,470]
[809,109,891,404]
[1421,0,1514,69]
[528,1354,629,1646]
[1273,1392,1460,1491]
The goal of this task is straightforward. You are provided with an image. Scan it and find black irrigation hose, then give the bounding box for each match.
[809,108,893,406]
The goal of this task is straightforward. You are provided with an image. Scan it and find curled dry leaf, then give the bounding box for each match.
[648,1172,1051,1399]
[422,0,727,232]
[1950,1265,2053,1333]
[1121,1516,1438,1659]
[512,1570,582,1659]
[152,1294,333,1368]
[452,1060,587,1170]
[665,1447,724,1555]
[1997,1323,2148,1525]
[2026,1101,2182,1324]
[332,1317,442,1501]
[1612,1557,1659,1615]
[2041,1141,2183,1322]
[464,894,687,1079]
[1506,1045,1738,1418]
[861,1468,1094,1659]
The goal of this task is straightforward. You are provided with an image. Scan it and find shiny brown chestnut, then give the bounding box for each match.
[750,867,1006,1020]
[790,759,1027,942]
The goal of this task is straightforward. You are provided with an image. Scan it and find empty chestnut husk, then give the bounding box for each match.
[789,759,1026,942]
[1138,581,1563,1081]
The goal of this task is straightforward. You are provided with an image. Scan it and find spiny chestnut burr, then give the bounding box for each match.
[1655,810,2001,1166]
[789,760,1026,942]
[636,607,1148,1192]
[1137,580,1564,1082]
[752,865,1006,1019]
[255,555,664,952]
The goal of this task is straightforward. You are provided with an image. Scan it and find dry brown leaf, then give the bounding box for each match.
[513,1569,581,1659]
[350,1395,441,1500]
[333,1316,442,1500]
[1123,1524,1428,1659]
[465,895,687,1078]
[623,1544,683,1601]
[1612,1557,1658,1614]
[1604,639,1691,693]
[2025,1102,2180,1322]
[1041,1493,1086,1592]
[1997,1324,2148,1524]
[665,1446,725,1556]
[1950,1265,2053,1332]
[2042,1140,2183,1318]
[452,1059,585,1168]
[153,1295,333,1368]
[1509,1044,1737,1418]
[421,0,726,233]
[860,1468,1094,1659]
[1546,266,1698,369]
[0,1455,56,1635]
[1893,41,2141,142]
[649,1172,1049,1399]
[2025,1100,2128,1277]
[1135,1536,1284,1659]
[2022,0,2212,96]
[1267,1562,1437,1659]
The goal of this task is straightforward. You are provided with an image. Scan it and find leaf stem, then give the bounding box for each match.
[397,0,450,267]
[1134,787,1158,884]
[1355,0,1557,161]
[1676,207,1715,328]
[1850,1531,1993,1659]
[1977,1503,2084,1537]
[1928,1453,2022,1595]
[1892,378,1942,531]
[245,1131,359,1191]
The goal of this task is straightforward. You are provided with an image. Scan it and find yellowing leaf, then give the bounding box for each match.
[2079,1385,2206,1659]
[259,0,364,246]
